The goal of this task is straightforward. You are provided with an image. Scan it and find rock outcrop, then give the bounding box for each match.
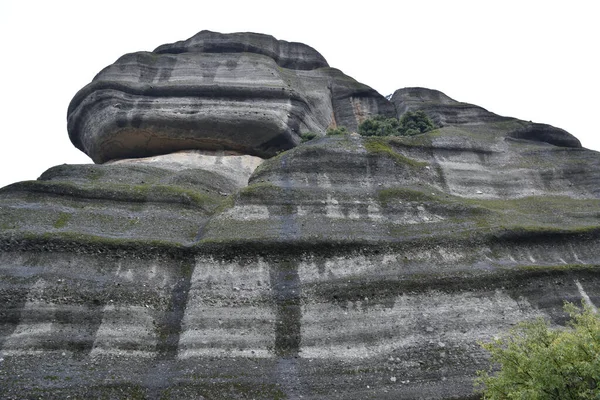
[1,31,600,399]
[391,87,582,148]
[67,30,393,163]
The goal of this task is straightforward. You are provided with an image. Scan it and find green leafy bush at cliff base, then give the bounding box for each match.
[475,302,600,399]
[358,111,435,137]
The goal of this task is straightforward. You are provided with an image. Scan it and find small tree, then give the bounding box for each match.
[358,115,401,137]
[358,112,435,137]
[476,302,600,399]
[300,131,318,143]
[398,111,436,136]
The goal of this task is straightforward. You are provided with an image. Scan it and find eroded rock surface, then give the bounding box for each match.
[2,130,599,398]
[391,87,581,148]
[154,30,329,70]
[68,30,392,163]
[2,30,600,400]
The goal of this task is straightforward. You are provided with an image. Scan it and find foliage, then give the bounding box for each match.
[300,131,319,143]
[326,126,349,136]
[364,138,428,168]
[476,302,600,399]
[358,112,435,137]
[358,115,402,136]
[399,111,436,136]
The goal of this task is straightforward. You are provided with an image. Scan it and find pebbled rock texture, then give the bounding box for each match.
[68,30,393,163]
[2,31,600,399]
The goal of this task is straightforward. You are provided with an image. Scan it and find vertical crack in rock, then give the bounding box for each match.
[157,258,195,357]
[271,260,302,356]
[269,259,303,397]
[2,279,53,355]
[0,276,33,354]
[143,256,194,399]
[280,153,300,241]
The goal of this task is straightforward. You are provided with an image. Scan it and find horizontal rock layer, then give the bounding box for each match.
[154,30,329,71]
[1,248,598,399]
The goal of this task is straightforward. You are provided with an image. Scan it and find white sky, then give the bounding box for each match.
[0,0,598,188]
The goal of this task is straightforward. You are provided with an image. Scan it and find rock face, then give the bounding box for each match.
[391,87,582,148]
[67,30,393,163]
[154,30,329,70]
[2,31,600,399]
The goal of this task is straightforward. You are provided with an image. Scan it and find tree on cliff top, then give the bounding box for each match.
[476,302,600,399]
[358,111,435,137]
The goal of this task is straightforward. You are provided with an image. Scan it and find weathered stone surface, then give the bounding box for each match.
[391,87,582,148]
[2,129,600,398]
[2,31,600,399]
[154,30,329,70]
[67,31,392,163]
[107,150,264,188]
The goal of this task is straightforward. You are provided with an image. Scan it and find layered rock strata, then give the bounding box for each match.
[391,87,581,148]
[2,131,599,398]
[1,31,600,399]
[67,30,393,163]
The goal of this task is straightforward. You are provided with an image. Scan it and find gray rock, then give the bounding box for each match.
[67,31,392,163]
[154,30,329,70]
[2,124,600,398]
[391,87,581,148]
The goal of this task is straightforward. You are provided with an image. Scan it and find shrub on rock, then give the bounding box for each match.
[476,302,600,399]
[398,111,436,136]
[326,126,350,136]
[358,111,435,137]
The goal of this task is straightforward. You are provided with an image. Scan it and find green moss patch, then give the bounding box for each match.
[239,182,282,198]
[2,180,221,213]
[364,137,428,167]
[53,213,71,229]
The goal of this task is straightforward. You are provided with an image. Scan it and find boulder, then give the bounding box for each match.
[67,31,393,163]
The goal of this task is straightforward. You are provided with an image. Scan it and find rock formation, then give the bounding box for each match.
[67,30,393,163]
[1,31,599,399]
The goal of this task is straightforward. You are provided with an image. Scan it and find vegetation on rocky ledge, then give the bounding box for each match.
[358,111,436,137]
[476,302,600,399]
[326,126,350,136]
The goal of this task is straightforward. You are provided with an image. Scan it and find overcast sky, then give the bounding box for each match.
[0,0,598,188]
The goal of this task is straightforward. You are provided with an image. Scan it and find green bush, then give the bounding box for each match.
[358,115,401,137]
[326,126,349,136]
[358,111,435,137]
[476,302,600,399]
[300,132,319,143]
[399,111,436,136]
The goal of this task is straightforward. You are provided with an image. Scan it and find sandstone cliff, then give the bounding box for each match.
[1,31,599,399]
